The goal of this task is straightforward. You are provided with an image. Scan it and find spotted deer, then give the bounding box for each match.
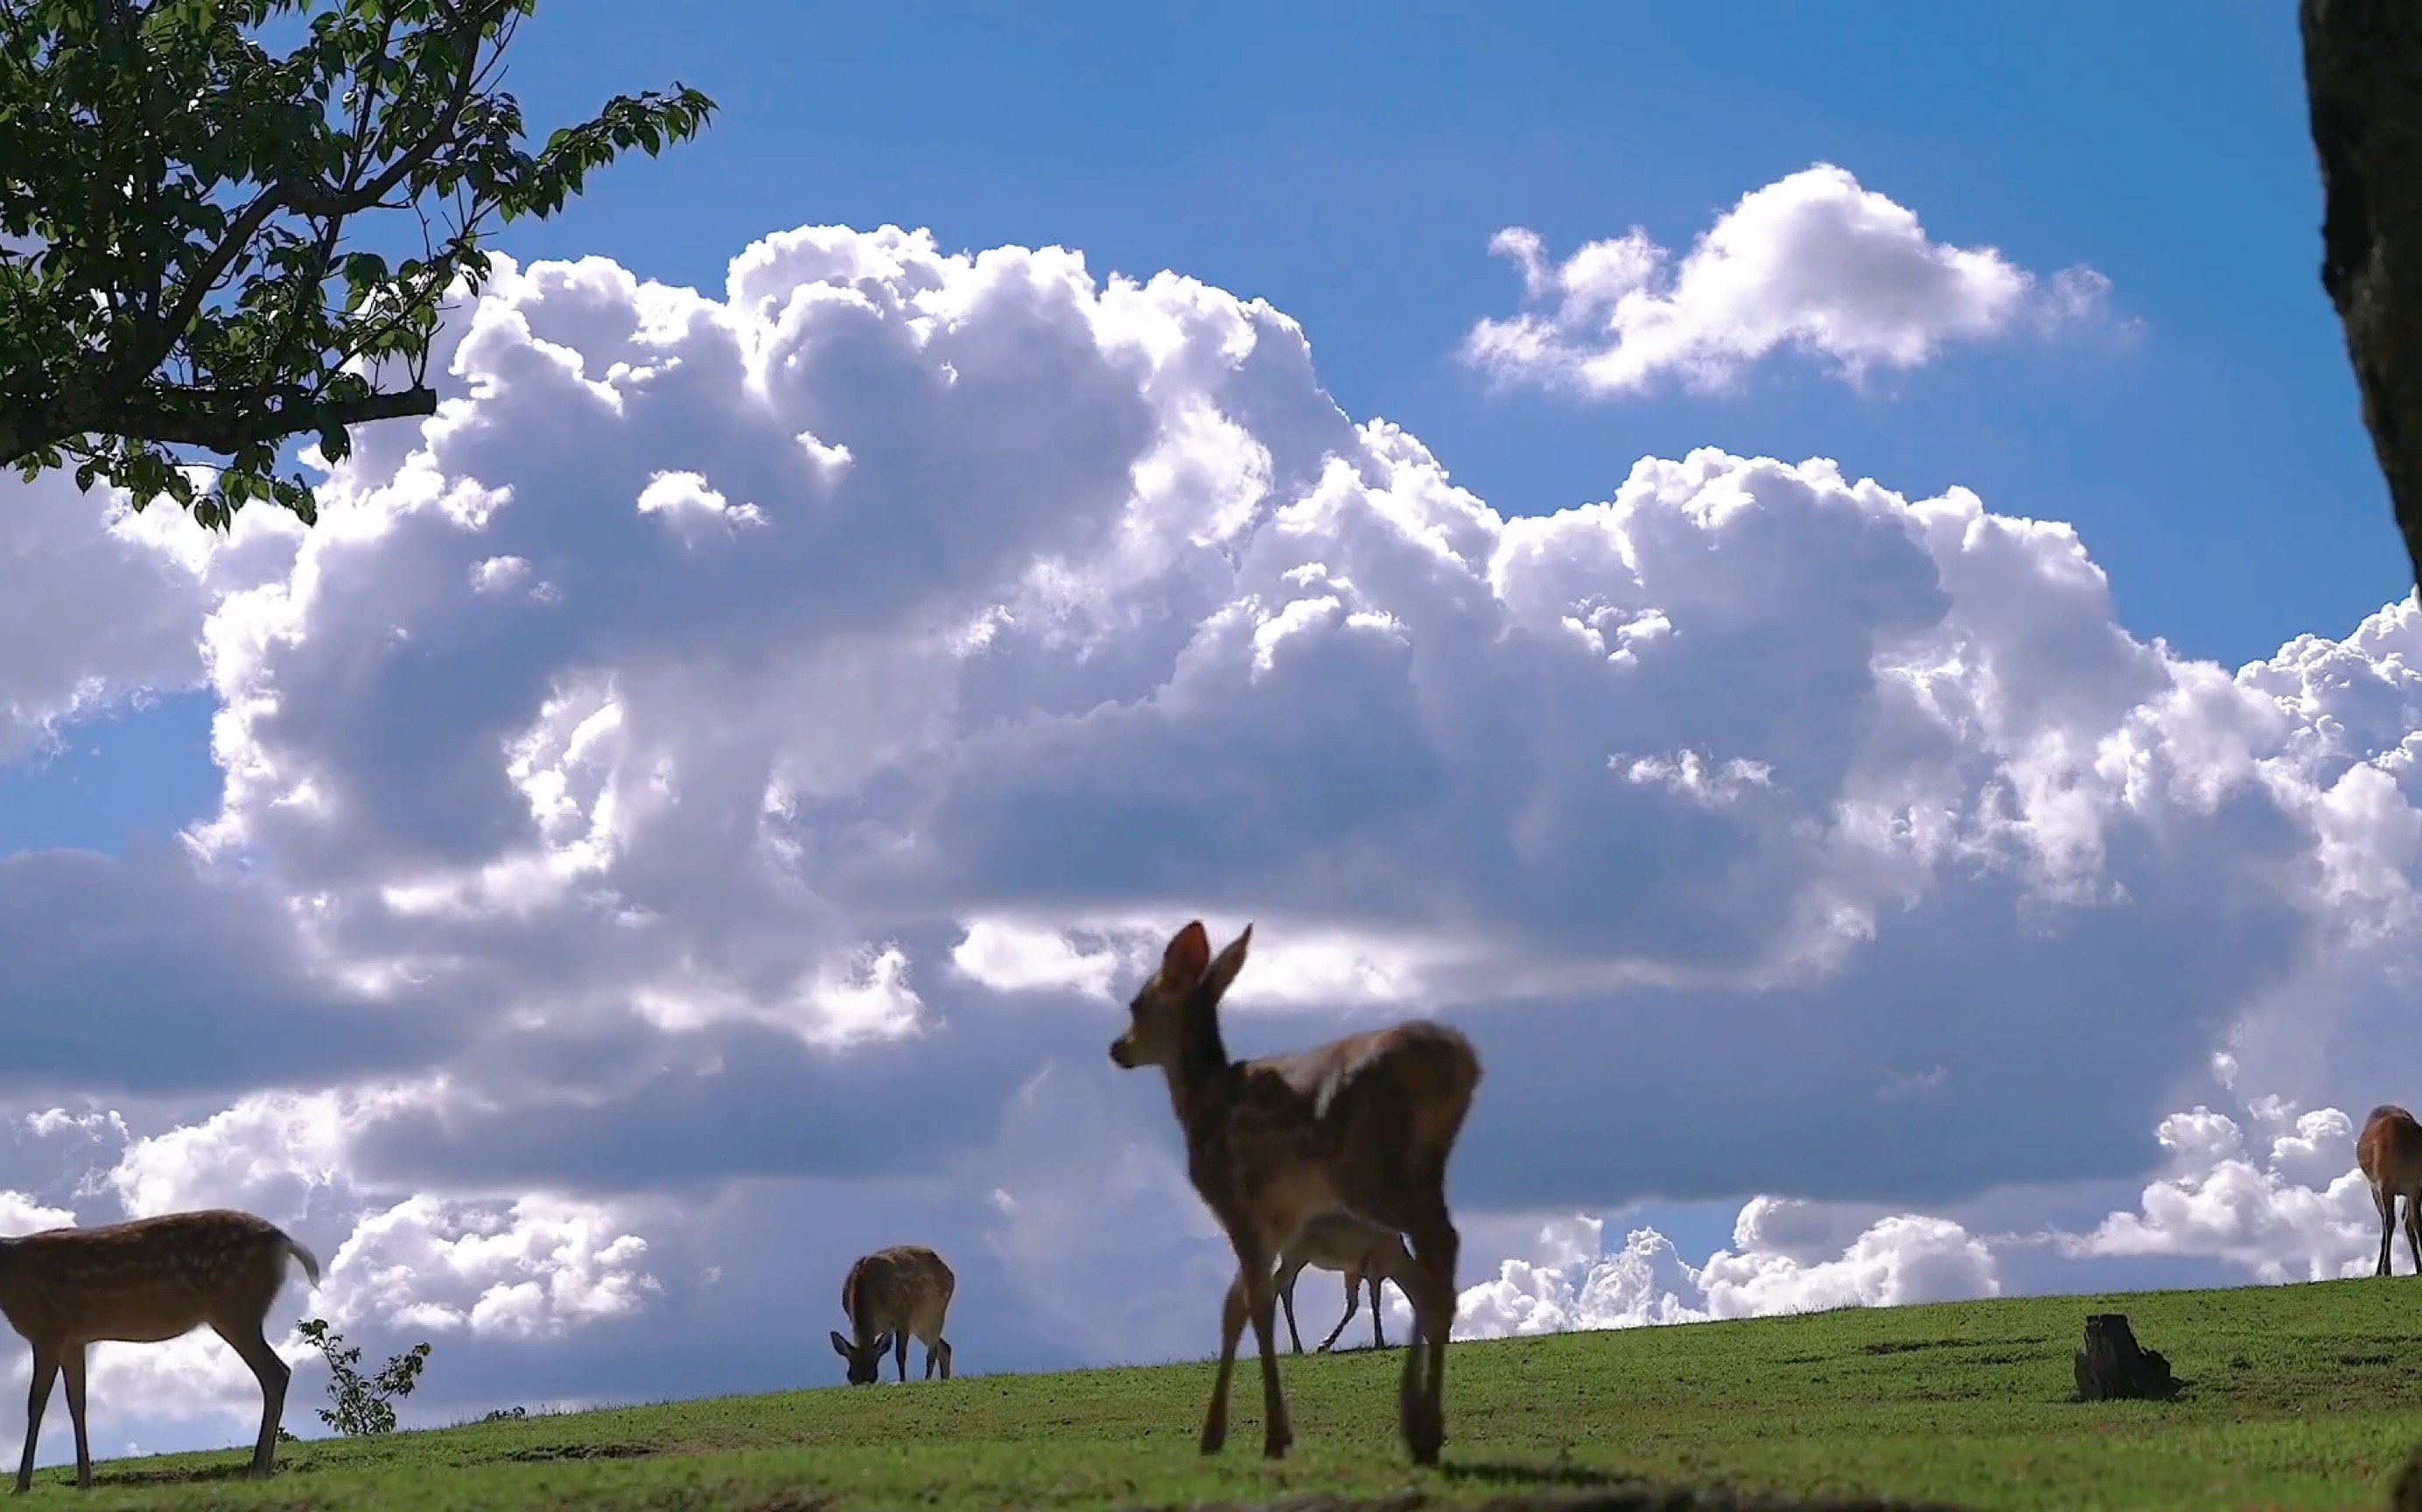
[1276,1211,1415,1355]
[830,1245,956,1384]
[1109,920,1481,1466]
[0,1208,320,1492]
[2359,1104,2422,1277]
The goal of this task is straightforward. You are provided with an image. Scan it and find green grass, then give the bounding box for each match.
[37,1277,2422,1509]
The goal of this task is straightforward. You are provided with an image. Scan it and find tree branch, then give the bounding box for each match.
[66,383,438,456]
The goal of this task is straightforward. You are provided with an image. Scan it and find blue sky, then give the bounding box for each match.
[0,0,2412,1466]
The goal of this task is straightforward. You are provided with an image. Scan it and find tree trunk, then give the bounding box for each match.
[2301,0,2422,590]
[2073,1312,2176,1402]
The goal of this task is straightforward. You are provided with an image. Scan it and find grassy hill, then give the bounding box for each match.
[39,1276,2422,1509]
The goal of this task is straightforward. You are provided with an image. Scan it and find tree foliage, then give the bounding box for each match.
[0,0,716,528]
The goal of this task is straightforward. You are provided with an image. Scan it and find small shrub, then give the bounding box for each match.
[296,1317,433,1437]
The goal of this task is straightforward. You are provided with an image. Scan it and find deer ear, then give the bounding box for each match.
[830,1331,851,1356]
[1163,920,1212,983]
[1200,923,1253,1003]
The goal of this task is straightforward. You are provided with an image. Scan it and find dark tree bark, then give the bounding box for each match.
[2073,1312,2177,1402]
[2301,0,2422,589]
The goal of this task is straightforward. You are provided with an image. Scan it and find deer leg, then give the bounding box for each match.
[936,1336,953,1381]
[60,1350,96,1498]
[1400,1204,1461,1467]
[1243,1256,1293,1460]
[1370,1275,1389,1350]
[1318,1270,1360,1353]
[60,1346,91,1490]
[2380,1186,2399,1276]
[1200,1271,1249,1454]
[1277,1258,1306,1354]
[2404,1191,2422,1276]
[211,1318,291,1479]
[16,1345,56,1494]
[892,1330,910,1383]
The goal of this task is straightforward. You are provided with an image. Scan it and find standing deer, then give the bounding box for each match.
[1276,1212,1413,1354]
[2359,1104,2422,1277]
[830,1245,956,1384]
[0,1208,320,1492]
[1109,920,1481,1466]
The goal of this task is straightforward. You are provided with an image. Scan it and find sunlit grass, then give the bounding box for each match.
[35,1276,2422,1508]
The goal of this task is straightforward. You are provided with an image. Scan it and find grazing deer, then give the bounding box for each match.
[2359,1104,2422,1277]
[1109,920,1481,1466]
[0,1208,320,1492]
[830,1245,956,1385]
[1276,1211,1415,1355]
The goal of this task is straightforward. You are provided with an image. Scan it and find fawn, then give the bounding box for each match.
[1276,1210,1415,1354]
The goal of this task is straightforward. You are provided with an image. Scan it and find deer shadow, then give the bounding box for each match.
[85,1459,304,1489]
[1438,1460,1634,1489]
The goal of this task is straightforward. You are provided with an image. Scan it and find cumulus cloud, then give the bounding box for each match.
[1465,164,2120,397]
[1451,1201,2000,1340]
[2059,1102,2378,1283]
[1,206,2420,1463]
[0,1191,80,1235]
[326,1194,659,1339]
[6,217,2335,1220]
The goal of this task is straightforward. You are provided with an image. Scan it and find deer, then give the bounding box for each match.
[2359,1104,2422,1277]
[0,1208,320,1493]
[1108,920,1481,1466]
[830,1244,956,1384]
[1275,1211,1414,1355]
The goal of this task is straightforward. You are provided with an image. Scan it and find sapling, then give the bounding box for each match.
[296,1318,432,1437]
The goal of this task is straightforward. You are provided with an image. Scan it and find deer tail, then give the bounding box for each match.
[284,1236,324,1289]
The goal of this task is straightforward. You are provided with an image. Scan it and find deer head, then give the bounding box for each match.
[1109,920,1252,1072]
[830,1329,892,1385]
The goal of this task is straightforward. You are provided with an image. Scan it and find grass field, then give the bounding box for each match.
[36,1276,2422,1509]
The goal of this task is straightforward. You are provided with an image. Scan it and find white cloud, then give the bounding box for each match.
[1451,1200,2000,1340]
[104,1090,355,1221]
[0,1191,79,1235]
[2059,1102,2377,1284]
[1465,164,2119,397]
[324,1194,660,1339]
[949,920,1124,998]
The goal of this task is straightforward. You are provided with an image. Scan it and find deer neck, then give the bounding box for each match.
[1161,990,1236,1127]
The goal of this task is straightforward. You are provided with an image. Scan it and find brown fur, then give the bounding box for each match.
[2358,1104,2422,1277]
[1109,920,1482,1466]
[830,1244,956,1384]
[0,1208,320,1491]
[1276,1211,1415,1354]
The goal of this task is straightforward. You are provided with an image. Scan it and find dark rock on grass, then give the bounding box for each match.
[2073,1312,2178,1403]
